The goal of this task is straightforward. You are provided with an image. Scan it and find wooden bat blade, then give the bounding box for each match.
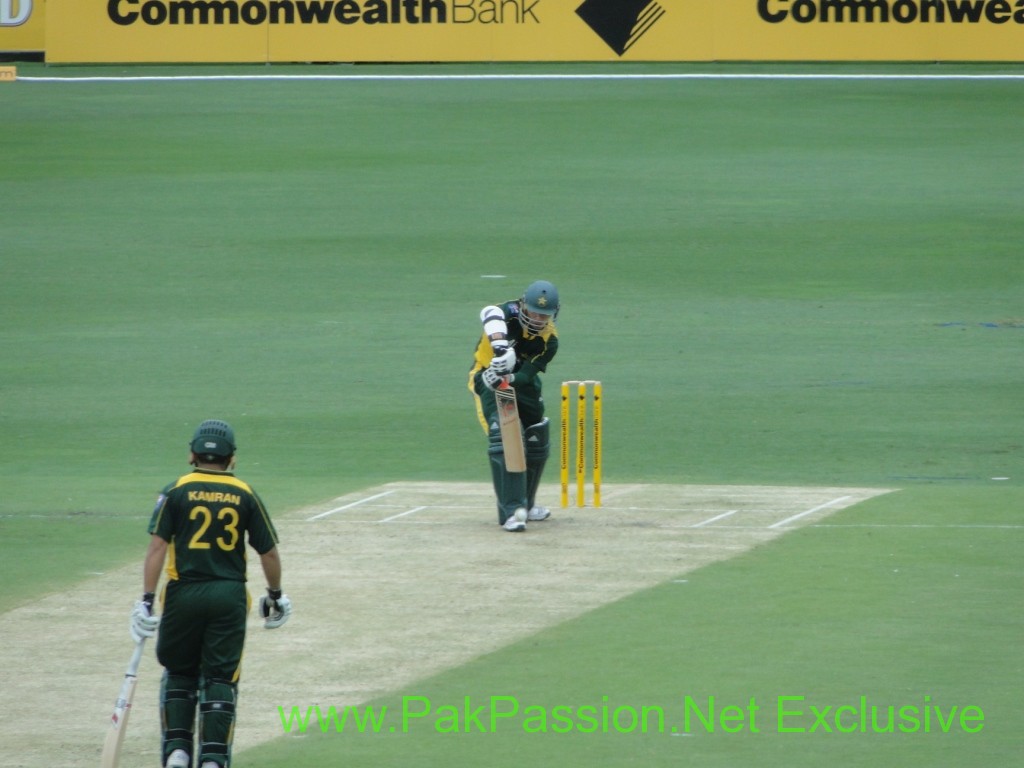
[100,676,137,768]
[101,640,146,768]
[494,381,526,472]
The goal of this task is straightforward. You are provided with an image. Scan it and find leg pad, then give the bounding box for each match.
[524,418,550,510]
[199,678,237,767]
[161,673,198,762]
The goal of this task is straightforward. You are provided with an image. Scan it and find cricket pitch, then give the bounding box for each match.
[0,481,891,767]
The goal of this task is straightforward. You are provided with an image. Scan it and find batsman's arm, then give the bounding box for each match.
[130,537,165,643]
[509,362,541,386]
[257,547,291,629]
[258,546,282,592]
[480,305,508,344]
[142,535,169,594]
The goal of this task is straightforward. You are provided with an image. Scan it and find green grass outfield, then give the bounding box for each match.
[2,62,1022,766]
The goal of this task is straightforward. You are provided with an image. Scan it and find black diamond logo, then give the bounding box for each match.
[576,0,666,57]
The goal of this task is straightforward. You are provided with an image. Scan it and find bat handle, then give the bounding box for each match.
[126,638,147,676]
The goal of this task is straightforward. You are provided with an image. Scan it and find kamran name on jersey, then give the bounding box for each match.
[188,490,242,505]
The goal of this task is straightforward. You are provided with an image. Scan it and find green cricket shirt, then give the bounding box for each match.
[148,468,279,584]
[470,299,559,383]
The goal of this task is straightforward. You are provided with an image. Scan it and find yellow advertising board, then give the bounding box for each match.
[266,0,712,62]
[0,0,45,52]
[47,0,710,63]
[47,0,268,62]
[43,1,1024,64]
[715,0,1024,61]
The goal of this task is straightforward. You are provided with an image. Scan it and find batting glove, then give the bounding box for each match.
[482,368,513,391]
[489,344,516,374]
[260,588,292,630]
[129,592,160,643]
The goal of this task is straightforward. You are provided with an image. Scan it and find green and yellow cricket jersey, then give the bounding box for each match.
[468,299,559,432]
[148,468,278,584]
[469,299,559,382]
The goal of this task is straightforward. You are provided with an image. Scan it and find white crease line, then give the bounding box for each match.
[769,495,852,529]
[690,510,737,528]
[306,490,396,521]
[378,506,428,523]
[590,484,649,503]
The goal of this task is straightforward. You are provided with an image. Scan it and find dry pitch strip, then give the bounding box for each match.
[1,481,890,767]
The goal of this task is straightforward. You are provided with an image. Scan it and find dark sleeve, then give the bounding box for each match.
[147,482,177,541]
[515,334,558,384]
[246,491,280,555]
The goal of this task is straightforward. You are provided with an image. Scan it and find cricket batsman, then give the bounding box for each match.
[468,280,560,532]
[129,419,292,768]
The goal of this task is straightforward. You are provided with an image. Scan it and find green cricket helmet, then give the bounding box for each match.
[190,419,236,458]
[519,280,560,334]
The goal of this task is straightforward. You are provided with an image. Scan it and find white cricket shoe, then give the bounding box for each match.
[503,508,527,532]
[527,506,551,521]
[166,749,190,768]
[201,762,221,768]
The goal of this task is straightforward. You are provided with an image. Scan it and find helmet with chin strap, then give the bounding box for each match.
[519,280,560,334]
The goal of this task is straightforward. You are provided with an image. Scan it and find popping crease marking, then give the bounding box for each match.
[306,490,396,521]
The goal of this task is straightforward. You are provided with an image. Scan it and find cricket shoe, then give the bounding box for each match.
[166,750,190,768]
[503,508,527,532]
[527,506,551,521]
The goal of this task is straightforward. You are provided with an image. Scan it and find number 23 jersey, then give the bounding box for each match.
[148,468,279,583]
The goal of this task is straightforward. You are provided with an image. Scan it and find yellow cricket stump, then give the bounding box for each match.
[593,381,602,507]
[560,383,570,507]
[560,380,602,507]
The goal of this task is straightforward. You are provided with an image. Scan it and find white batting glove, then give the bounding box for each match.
[129,593,160,643]
[481,368,504,390]
[489,344,516,374]
[260,589,292,630]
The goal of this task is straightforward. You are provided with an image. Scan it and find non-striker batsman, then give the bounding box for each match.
[468,280,560,532]
[129,419,292,768]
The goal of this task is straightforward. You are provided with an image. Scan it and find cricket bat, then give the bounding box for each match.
[100,639,146,768]
[494,378,527,472]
